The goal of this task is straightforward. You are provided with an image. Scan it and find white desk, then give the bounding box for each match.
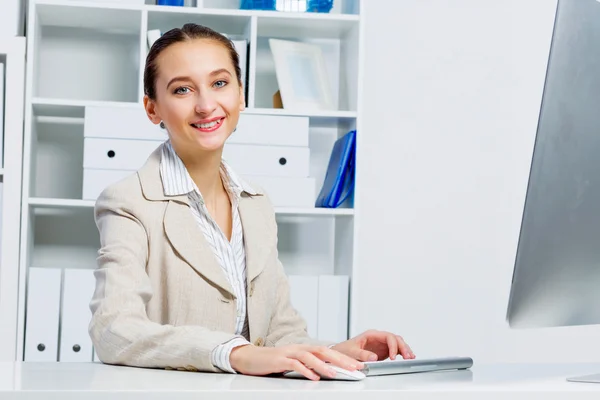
[2,361,600,399]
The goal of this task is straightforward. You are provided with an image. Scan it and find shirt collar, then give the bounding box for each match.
[159,140,258,198]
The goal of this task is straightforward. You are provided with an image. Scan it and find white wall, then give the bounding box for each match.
[0,0,25,37]
[354,0,600,364]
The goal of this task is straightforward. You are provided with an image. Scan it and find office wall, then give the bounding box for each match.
[354,0,600,363]
[0,0,25,37]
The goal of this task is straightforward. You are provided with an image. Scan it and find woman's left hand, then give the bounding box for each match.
[330,329,415,362]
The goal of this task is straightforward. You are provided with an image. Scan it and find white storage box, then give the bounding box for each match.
[84,106,165,141]
[83,138,162,171]
[223,144,310,178]
[82,169,134,200]
[244,175,315,208]
[232,113,309,147]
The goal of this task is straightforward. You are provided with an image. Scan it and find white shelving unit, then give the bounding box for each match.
[17,0,364,361]
[0,37,27,361]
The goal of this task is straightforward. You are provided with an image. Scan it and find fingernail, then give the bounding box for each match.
[369,355,377,361]
[328,368,337,377]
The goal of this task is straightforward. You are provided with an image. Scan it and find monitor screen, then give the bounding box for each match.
[506,0,600,328]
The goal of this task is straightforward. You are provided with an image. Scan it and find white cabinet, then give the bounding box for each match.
[0,38,26,362]
[17,0,364,360]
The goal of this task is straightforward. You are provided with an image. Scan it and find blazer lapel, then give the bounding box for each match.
[238,194,275,285]
[163,199,235,296]
[137,144,234,297]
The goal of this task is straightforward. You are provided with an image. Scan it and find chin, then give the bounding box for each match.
[195,138,227,153]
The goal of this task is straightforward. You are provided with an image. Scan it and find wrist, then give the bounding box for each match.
[230,344,253,371]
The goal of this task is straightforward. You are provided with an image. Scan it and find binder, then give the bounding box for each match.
[0,63,4,167]
[24,268,62,361]
[317,275,349,342]
[59,269,95,362]
[231,39,248,105]
[93,349,100,363]
[287,275,319,338]
[315,130,356,208]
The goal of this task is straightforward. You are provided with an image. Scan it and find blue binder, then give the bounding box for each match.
[315,130,356,208]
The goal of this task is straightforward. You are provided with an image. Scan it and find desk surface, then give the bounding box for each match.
[2,361,600,399]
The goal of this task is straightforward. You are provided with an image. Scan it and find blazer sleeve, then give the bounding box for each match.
[259,195,335,348]
[264,256,335,348]
[89,183,243,372]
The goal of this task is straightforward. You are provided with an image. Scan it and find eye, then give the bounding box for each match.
[213,80,227,89]
[173,86,190,95]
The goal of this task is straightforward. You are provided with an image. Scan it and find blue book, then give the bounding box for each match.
[315,130,356,208]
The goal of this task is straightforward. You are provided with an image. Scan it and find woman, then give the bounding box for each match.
[89,23,414,381]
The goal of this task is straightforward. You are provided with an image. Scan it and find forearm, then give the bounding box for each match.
[90,302,242,372]
[211,337,251,372]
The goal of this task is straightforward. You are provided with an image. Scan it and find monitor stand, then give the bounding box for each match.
[567,373,600,384]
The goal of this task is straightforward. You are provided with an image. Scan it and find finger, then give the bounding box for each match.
[313,347,364,370]
[296,351,337,379]
[354,349,378,362]
[386,334,399,360]
[287,358,320,381]
[396,335,415,359]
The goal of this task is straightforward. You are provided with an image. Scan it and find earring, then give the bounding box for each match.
[160,121,165,129]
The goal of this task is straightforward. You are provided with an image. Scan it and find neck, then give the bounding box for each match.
[176,145,225,204]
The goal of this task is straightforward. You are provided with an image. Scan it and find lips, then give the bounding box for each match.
[190,117,224,133]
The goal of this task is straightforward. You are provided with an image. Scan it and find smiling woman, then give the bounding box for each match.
[88,23,414,381]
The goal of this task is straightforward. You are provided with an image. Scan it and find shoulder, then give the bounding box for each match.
[94,172,148,217]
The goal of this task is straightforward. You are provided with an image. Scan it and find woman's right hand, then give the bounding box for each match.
[229,344,364,380]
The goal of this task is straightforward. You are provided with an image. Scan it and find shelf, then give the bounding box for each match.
[29,198,95,208]
[32,98,140,118]
[32,7,141,102]
[148,8,252,37]
[256,13,358,39]
[33,0,359,39]
[28,198,354,216]
[244,108,356,118]
[244,108,357,127]
[276,207,354,216]
[35,1,143,32]
[31,98,355,125]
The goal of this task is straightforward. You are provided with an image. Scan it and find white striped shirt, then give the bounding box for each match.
[160,141,255,373]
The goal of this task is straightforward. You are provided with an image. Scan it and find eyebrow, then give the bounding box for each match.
[166,69,232,89]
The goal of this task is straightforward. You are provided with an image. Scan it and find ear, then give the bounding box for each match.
[143,95,162,125]
[238,86,245,112]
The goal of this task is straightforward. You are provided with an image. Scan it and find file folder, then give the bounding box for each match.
[59,269,95,362]
[24,268,62,361]
[315,130,356,208]
[288,275,319,338]
[317,275,349,342]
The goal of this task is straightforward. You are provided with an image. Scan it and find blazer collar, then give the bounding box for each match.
[138,142,263,201]
[138,142,274,297]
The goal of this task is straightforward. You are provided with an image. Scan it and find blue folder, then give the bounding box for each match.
[315,130,356,208]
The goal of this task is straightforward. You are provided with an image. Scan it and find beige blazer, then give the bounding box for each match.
[89,144,329,373]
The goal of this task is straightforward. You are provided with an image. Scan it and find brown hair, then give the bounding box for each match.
[143,23,242,100]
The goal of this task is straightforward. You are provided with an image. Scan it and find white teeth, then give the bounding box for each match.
[193,119,221,129]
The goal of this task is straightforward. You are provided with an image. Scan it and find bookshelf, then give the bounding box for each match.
[17,0,364,361]
[0,37,26,361]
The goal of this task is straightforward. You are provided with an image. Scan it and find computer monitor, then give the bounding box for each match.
[506,0,600,384]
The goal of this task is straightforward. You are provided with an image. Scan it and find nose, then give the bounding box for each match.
[194,90,217,115]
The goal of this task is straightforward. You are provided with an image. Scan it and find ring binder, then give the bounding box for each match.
[315,130,356,208]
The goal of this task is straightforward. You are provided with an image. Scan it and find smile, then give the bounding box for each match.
[190,117,224,132]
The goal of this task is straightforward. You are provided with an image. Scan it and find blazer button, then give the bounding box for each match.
[254,337,264,347]
[249,282,255,297]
